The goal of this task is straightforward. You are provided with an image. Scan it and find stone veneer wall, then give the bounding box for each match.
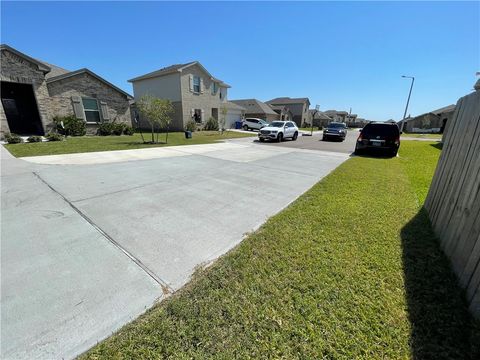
[47,73,132,134]
[180,64,229,130]
[0,50,51,136]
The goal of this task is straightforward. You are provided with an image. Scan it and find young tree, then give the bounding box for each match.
[136,94,174,143]
[219,105,228,134]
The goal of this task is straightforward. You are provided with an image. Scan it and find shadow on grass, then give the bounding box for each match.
[401,208,480,359]
[430,142,443,150]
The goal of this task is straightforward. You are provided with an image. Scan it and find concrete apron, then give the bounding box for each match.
[2,141,348,359]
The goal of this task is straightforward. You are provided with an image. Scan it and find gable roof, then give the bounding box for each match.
[431,104,455,115]
[309,110,333,120]
[47,68,132,99]
[266,97,310,106]
[0,44,51,73]
[128,61,230,87]
[36,60,70,80]
[230,99,277,115]
[324,110,349,116]
[226,101,246,111]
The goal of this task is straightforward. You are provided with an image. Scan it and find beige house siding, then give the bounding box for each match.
[0,49,51,136]
[180,64,228,130]
[132,72,181,102]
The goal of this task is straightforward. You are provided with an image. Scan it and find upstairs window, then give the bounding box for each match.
[212,82,218,95]
[82,98,101,123]
[193,76,201,93]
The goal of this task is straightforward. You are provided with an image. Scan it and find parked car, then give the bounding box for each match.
[242,118,268,131]
[354,122,400,157]
[322,122,347,141]
[258,121,299,142]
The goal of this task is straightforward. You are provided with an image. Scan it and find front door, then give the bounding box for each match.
[1,81,44,135]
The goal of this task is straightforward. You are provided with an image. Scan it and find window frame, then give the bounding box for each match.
[193,76,201,93]
[82,97,101,124]
[211,82,218,95]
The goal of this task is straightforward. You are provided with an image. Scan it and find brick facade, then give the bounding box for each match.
[179,64,229,131]
[0,50,51,136]
[1,47,132,137]
[47,73,132,134]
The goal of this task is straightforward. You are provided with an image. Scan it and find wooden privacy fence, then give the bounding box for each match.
[424,80,480,319]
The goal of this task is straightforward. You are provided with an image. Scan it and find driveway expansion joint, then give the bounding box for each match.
[32,171,173,294]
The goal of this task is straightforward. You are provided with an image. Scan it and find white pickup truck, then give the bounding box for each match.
[258,121,299,142]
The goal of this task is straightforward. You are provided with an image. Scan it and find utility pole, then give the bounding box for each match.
[401,75,415,132]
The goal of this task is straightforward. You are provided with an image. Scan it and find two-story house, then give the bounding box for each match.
[265,97,310,127]
[129,61,241,130]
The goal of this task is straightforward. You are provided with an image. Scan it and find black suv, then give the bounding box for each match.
[354,122,400,157]
[322,122,347,141]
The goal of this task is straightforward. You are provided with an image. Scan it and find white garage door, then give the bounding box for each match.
[226,110,242,129]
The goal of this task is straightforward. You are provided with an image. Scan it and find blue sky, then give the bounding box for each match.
[2,1,478,120]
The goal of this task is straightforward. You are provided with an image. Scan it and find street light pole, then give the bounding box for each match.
[401,75,415,131]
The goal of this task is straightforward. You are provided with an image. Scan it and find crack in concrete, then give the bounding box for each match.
[32,171,173,295]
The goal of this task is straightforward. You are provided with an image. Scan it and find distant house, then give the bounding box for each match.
[129,61,240,131]
[403,104,456,133]
[265,97,310,127]
[1,44,133,137]
[309,110,333,128]
[230,99,279,122]
[323,110,349,123]
[268,104,294,121]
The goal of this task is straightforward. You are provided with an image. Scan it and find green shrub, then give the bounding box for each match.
[112,123,125,136]
[45,132,63,142]
[204,117,219,131]
[185,120,197,132]
[97,122,115,136]
[53,115,86,136]
[4,133,23,144]
[123,125,134,136]
[27,135,42,143]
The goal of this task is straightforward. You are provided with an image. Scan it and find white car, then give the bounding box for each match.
[242,118,268,131]
[258,121,299,142]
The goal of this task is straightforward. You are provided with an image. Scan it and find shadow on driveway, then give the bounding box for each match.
[400,208,480,359]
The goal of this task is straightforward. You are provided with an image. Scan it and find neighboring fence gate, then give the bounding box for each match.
[424,80,480,318]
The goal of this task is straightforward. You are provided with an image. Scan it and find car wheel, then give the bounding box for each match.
[391,149,398,157]
[277,133,283,142]
[259,138,265,142]
[354,148,362,155]
[292,131,298,141]
[243,125,248,131]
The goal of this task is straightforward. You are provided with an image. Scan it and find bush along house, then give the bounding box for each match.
[129,61,244,131]
[0,44,133,138]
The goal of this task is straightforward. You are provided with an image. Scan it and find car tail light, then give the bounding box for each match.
[357,133,363,141]
[394,136,400,145]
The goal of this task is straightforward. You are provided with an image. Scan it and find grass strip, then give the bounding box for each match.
[4,131,255,157]
[81,141,478,359]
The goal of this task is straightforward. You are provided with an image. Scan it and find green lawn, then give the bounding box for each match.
[402,133,443,140]
[3,131,255,157]
[81,141,478,359]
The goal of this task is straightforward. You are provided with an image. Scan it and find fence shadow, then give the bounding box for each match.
[400,208,480,359]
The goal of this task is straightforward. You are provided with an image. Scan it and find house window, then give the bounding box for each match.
[212,82,218,95]
[193,109,202,123]
[193,76,201,93]
[82,98,101,123]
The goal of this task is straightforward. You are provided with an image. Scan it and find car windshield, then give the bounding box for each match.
[269,122,285,128]
[328,123,345,128]
[362,124,399,137]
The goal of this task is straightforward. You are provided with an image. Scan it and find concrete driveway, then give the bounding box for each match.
[1,140,348,359]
